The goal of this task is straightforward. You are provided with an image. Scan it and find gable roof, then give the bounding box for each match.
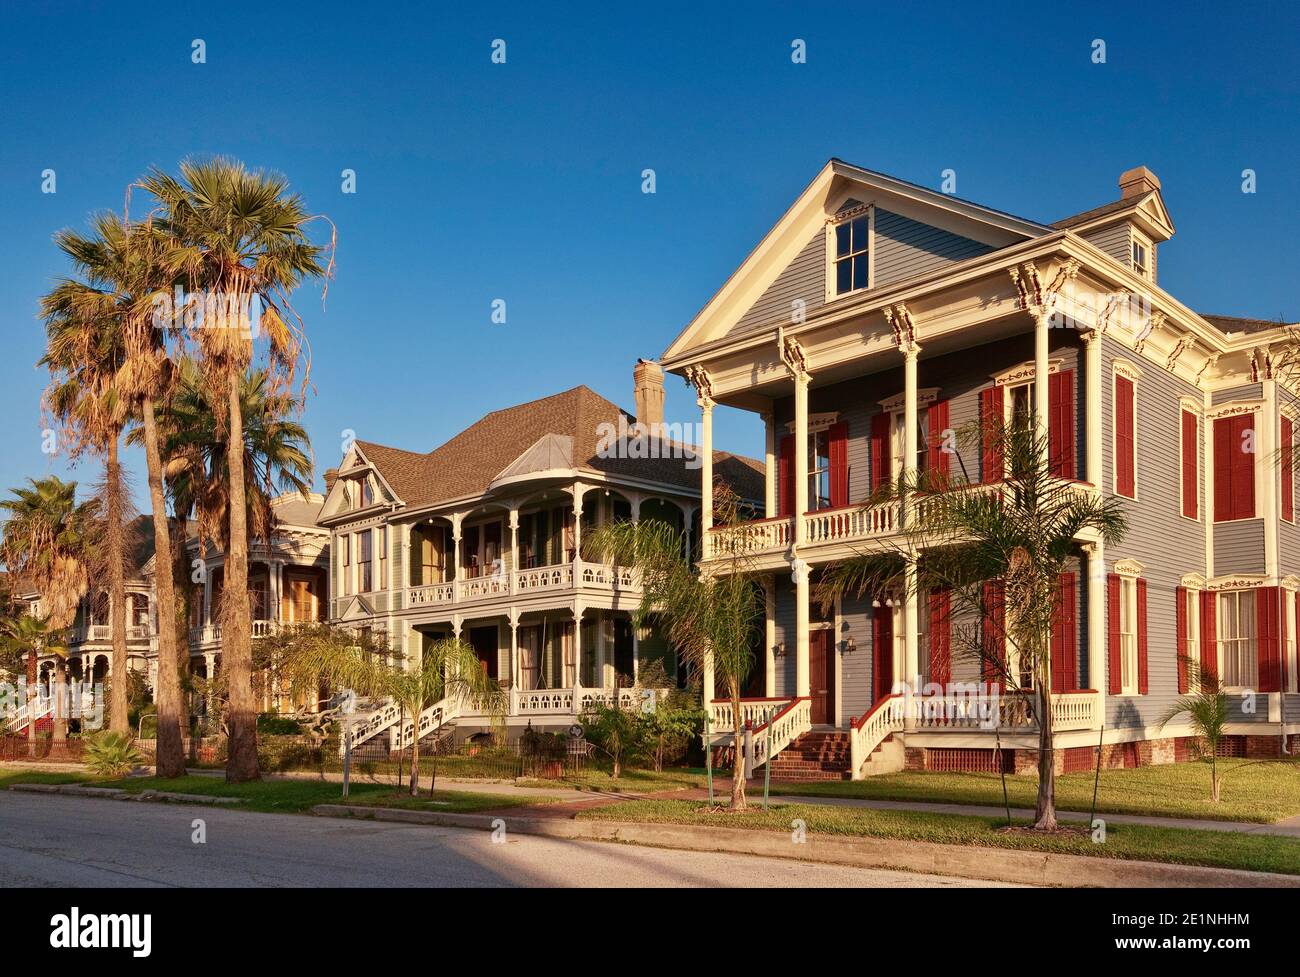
[353,386,764,510]
[1201,313,1296,337]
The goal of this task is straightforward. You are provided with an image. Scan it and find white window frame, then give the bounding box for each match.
[1281,409,1298,525]
[824,203,874,301]
[1217,589,1258,691]
[1184,585,1200,688]
[1286,588,1298,694]
[1131,235,1151,280]
[1117,575,1140,696]
[808,427,832,511]
[341,532,352,596]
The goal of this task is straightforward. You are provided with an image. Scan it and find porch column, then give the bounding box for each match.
[762,409,776,517]
[795,565,810,699]
[508,611,519,691]
[631,618,640,680]
[571,602,583,688]
[793,365,810,700]
[630,494,642,523]
[1034,312,1051,435]
[699,397,714,557]
[451,513,463,598]
[202,564,212,627]
[269,560,282,625]
[764,575,776,697]
[1081,329,1102,486]
[903,556,920,693]
[571,483,585,565]
[902,343,920,522]
[1083,541,1106,722]
[1262,379,1279,577]
[508,508,519,594]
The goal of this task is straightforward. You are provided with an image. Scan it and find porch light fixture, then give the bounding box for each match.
[773,642,787,657]
[842,636,856,654]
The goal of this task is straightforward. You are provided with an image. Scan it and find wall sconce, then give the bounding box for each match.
[773,642,787,657]
[841,636,856,654]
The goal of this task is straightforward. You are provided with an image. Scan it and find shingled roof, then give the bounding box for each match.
[355,386,764,510]
[1051,198,1134,230]
[1200,313,1295,337]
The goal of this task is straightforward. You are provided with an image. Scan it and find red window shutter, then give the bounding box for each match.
[1230,414,1256,519]
[1282,416,1294,522]
[1181,411,1198,519]
[1199,589,1217,685]
[1051,572,1078,693]
[1213,416,1232,521]
[1107,574,1122,695]
[870,413,892,492]
[927,399,951,484]
[778,434,794,517]
[1136,578,1149,695]
[828,422,849,508]
[1115,376,1135,497]
[928,588,951,688]
[873,602,894,701]
[980,386,1004,484]
[981,580,1005,689]
[1257,586,1281,693]
[1048,370,1076,479]
[1175,585,1189,694]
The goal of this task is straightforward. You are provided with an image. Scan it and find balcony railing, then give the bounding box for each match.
[71,623,156,644]
[188,620,278,646]
[402,560,640,610]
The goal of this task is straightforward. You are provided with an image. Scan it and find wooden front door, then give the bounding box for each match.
[873,608,894,702]
[809,629,835,724]
[469,625,498,679]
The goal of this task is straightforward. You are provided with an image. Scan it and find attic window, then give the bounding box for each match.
[1132,240,1150,279]
[833,215,870,295]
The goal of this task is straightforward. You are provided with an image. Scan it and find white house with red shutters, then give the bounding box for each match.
[664,158,1300,780]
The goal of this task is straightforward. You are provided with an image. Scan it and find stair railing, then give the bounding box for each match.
[848,694,906,778]
[742,697,811,777]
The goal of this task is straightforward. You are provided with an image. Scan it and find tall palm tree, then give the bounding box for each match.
[141,157,330,782]
[40,215,135,734]
[819,420,1127,830]
[584,485,764,809]
[0,614,69,753]
[35,214,189,777]
[0,477,95,749]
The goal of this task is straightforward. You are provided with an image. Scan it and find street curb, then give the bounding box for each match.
[311,804,1300,888]
[8,783,243,805]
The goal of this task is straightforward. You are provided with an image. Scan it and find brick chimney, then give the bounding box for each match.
[324,468,339,495]
[633,358,664,432]
[1118,165,1161,200]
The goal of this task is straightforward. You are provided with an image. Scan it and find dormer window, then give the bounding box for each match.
[834,215,870,295]
[1131,238,1151,280]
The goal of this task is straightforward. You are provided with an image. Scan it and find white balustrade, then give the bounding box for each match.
[708,697,791,733]
[803,503,899,545]
[406,582,454,607]
[746,697,812,774]
[707,517,793,558]
[848,694,907,776]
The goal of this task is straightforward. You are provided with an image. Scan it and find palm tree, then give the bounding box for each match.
[140,158,330,783]
[0,614,69,753]
[584,486,764,809]
[274,626,505,796]
[819,420,1127,830]
[0,477,95,750]
[40,214,136,734]
[35,214,189,777]
[1159,660,1229,802]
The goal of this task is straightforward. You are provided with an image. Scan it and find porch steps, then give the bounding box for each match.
[766,730,853,782]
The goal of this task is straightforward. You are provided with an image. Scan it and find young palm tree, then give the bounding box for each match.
[36,213,189,776]
[584,486,764,809]
[0,477,95,749]
[1159,660,1229,803]
[0,614,69,752]
[819,420,1127,830]
[275,626,505,796]
[141,158,330,783]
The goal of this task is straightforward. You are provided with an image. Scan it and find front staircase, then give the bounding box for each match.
[765,729,854,781]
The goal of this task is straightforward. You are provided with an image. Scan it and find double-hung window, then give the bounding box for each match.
[1118,577,1139,694]
[358,531,373,593]
[808,430,831,510]
[833,215,869,295]
[1218,591,1258,689]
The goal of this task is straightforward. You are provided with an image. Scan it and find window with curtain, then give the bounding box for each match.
[1119,577,1139,694]
[1218,591,1257,688]
[358,531,372,593]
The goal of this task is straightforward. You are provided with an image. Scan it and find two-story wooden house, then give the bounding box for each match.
[319,367,762,751]
[662,158,1300,778]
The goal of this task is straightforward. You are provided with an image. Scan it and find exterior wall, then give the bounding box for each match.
[1214,520,1267,574]
[1276,388,1300,574]
[1080,223,1131,268]
[872,209,993,287]
[1099,334,1208,729]
[731,230,824,336]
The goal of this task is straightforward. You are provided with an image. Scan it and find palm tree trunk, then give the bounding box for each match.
[142,395,186,778]
[106,435,129,734]
[729,680,746,810]
[408,724,421,796]
[223,370,260,782]
[53,658,67,744]
[1033,667,1057,830]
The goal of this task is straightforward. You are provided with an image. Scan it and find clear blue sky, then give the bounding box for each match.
[1,0,1296,511]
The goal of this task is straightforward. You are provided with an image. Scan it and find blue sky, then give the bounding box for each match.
[1,0,1296,511]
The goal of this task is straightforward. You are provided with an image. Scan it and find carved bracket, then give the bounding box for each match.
[883,303,917,352]
[684,364,714,406]
[779,335,810,381]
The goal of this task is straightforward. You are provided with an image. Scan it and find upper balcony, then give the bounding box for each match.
[404,558,640,611]
[70,623,156,645]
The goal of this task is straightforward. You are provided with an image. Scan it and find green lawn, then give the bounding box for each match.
[0,767,554,815]
[515,766,710,793]
[580,798,1300,876]
[770,760,1300,824]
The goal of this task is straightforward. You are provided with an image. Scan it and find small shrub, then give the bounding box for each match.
[83,731,144,779]
[257,714,304,735]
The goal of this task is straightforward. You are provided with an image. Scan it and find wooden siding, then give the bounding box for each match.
[730,230,825,336]
[873,209,993,287]
[1100,335,1210,728]
[1215,519,1267,574]
[1081,222,1131,268]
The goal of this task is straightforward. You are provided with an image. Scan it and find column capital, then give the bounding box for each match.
[1079,327,1098,346]
[685,364,715,408]
[779,334,810,382]
[885,303,917,352]
[902,341,922,362]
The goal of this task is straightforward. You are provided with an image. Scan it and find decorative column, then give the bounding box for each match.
[1082,329,1103,486]
[451,513,463,600]
[781,336,812,700]
[508,508,519,594]
[1262,378,1279,578]
[763,410,776,517]
[570,603,583,689]
[202,564,212,629]
[571,483,584,566]
[1034,312,1051,433]
[1083,541,1106,722]
[902,342,921,693]
[508,611,520,693]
